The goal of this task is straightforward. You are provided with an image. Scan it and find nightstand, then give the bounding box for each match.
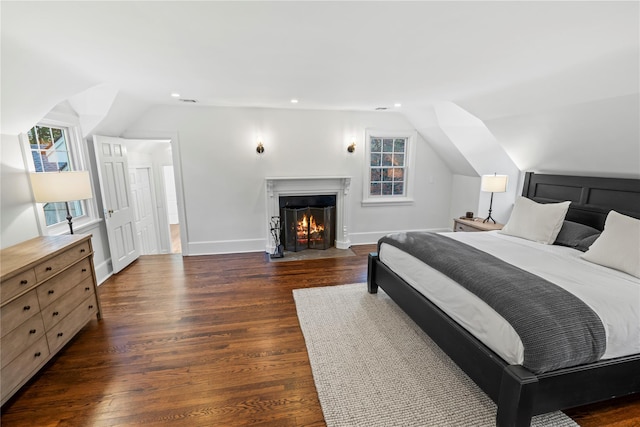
[453,218,503,232]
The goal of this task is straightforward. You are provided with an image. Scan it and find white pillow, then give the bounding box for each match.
[499,197,571,244]
[581,210,640,278]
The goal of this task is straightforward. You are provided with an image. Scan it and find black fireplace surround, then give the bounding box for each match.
[279,195,336,251]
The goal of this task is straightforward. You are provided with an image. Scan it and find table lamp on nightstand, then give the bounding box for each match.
[481,174,508,224]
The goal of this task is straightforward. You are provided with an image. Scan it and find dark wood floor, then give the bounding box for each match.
[2,246,639,426]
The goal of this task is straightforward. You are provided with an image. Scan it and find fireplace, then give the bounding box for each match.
[265,177,352,254]
[280,195,336,251]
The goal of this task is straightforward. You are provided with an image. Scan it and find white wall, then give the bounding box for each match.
[0,133,40,248]
[449,175,481,222]
[125,106,454,254]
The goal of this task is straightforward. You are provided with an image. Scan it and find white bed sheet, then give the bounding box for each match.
[378,231,640,366]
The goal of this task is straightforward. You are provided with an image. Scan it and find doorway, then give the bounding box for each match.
[123,139,180,255]
[94,134,184,267]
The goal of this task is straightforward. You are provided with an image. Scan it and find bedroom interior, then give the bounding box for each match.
[1,1,639,426]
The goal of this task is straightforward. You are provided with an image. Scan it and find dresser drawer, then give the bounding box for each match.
[36,258,92,309]
[46,295,98,354]
[0,337,49,403]
[34,241,91,282]
[455,222,480,232]
[1,290,40,337]
[41,277,96,331]
[1,269,36,304]
[1,314,45,368]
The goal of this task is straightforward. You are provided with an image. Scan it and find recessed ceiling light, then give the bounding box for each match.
[394,103,402,108]
[291,99,299,104]
[171,93,180,98]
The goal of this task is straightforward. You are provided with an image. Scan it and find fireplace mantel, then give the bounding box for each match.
[265,177,352,252]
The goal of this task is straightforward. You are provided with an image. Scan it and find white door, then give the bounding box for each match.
[130,167,159,255]
[163,165,179,224]
[93,135,140,273]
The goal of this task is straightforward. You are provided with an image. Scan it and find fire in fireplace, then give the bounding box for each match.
[280,196,336,251]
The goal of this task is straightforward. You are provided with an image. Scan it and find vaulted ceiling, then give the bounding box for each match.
[2,1,638,175]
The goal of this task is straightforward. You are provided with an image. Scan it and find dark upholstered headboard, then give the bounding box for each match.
[522,172,640,230]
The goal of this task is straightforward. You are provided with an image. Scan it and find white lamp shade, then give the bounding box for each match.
[30,171,93,203]
[481,174,508,193]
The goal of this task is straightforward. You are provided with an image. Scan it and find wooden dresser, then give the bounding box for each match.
[1,234,101,405]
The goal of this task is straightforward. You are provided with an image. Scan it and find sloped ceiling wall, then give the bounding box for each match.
[482,94,639,178]
[403,103,520,223]
[457,48,640,178]
[0,34,98,134]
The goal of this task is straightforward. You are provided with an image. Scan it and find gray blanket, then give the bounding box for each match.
[378,232,606,373]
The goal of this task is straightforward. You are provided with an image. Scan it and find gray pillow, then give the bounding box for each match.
[553,221,601,252]
[575,233,600,252]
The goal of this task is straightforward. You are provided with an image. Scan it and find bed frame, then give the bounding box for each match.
[367,172,640,426]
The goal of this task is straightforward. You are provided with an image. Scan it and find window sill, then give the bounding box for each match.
[46,218,103,236]
[361,197,415,207]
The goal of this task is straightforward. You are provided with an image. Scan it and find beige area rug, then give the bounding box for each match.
[293,283,578,427]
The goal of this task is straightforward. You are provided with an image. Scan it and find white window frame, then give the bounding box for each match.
[21,117,100,236]
[362,129,417,206]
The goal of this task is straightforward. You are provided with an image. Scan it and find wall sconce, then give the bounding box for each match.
[347,141,356,153]
[256,141,265,154]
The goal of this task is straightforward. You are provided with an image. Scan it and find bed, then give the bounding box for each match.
[367,172,640,426]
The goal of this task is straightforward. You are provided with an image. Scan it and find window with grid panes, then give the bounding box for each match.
[362,129,416,205]
[369,137,407,197]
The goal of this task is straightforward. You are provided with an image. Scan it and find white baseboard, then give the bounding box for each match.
[349,228,451,246]
[186,230,452,255]
[95,258,113,285]
[188,238,266,256]
[145,228,453,257]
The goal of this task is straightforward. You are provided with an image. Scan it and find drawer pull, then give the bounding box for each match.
[85,287,90,291]
[34,352,42,358]
[80,248,86,253]
[57,332,64,337]
[45,266,52,271]
[48,290,55,294]
[82,268,87,272]
[23,305,31,311]
[53,311,59,316]
[29,329,37,334]
[88,305,94,309]
[20,279,28,285]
